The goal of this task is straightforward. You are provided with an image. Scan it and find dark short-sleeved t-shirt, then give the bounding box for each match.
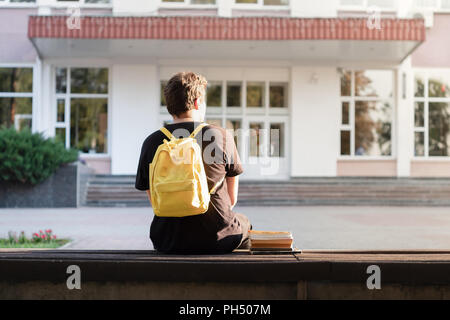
[135,121,244,254]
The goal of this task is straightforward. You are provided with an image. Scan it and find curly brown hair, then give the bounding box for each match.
[163,71,208,117]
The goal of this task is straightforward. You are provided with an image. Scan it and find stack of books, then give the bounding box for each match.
[249,230,294,252]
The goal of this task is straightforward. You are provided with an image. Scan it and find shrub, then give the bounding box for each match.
[0,127,79,185]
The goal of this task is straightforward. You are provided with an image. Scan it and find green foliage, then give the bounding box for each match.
[0,127,79,185]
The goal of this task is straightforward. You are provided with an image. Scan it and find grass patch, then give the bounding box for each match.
[0,230,70,249]
[0,239,69,249]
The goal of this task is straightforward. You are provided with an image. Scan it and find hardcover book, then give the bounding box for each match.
[249,230,294,251]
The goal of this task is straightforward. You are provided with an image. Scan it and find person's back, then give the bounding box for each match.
[135,72,251,254]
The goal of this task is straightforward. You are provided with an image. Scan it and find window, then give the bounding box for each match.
[160,81,167,107]
[225,119,241,147]
[249,122,263,157]
[246,82,264,108]
[235,0,289,5]
[0,67,33,131]
[55,67,108,154]
[414,71,450,157]
[339,0,396,9]
[413,0,450,11]
[0,0,36,5]
[206,81,222,108]
[226,82,242,108]
[339,69,394,157]
[55,0,111,4]
[269,122,284,157]
[160,77,288,160]
[160,0,216,4]
[206,79,288,158]
[269,83,288,109]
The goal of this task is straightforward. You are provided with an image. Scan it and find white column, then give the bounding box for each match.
[110,64,160,174]
[217,0,232,17]
[291,0,338,18]
[32,57,41,134]
[33,60,53,138]
[290,66,340,177]
[396,57,414,177]
[113,0,157,16]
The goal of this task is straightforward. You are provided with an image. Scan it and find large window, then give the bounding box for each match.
[339,69,394,157]
[0,0,111,7]
[413,0,450,11]
[160,79,288,159]
[0,67,33,131]
[160,0,288,5]
[55,0,111,4]
[0,0,36,5]
[339,0,396,10]
[160,0,216,4]
[235,0,289,5]
[55,67,108,154]
[414,70,450,157]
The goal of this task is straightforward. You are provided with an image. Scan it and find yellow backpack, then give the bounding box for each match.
[149,123,224,217]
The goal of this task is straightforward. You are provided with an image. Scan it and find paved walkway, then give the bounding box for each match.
[1,206,450,250]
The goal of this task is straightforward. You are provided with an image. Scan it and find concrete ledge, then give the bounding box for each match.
[0,161,93,208]
[1,250,450,299]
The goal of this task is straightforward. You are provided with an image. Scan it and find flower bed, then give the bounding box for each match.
[0,230,70,249]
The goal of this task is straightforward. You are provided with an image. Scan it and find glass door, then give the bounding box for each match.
[241,117,289,180]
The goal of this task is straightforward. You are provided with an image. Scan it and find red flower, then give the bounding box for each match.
[46,229,52,234]
[52,235,57,239]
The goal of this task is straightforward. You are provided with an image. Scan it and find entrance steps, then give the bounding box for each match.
[83,175,450,207]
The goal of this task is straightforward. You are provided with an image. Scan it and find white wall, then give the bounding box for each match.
[113,0,157,15]
[290,66,339,177]
[110,64,159,174]
[291,0,338,18]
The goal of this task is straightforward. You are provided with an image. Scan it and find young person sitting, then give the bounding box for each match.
[135,71,252,254]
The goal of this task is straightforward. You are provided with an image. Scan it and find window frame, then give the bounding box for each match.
[233,0,290,10]
[158,0,218,9]
[0,0,113,8]
[338,0,398,12]
[37,0,112,8]
[0,0,37,8]
[413,68,450,159]
[158,76,289,160]
[159,78,290,116]
[412,0,450,13]
[52,65,111,157]
[0,63,35,132]
[338,68,396,160]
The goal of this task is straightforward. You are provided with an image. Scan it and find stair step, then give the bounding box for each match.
[82,175,450,207]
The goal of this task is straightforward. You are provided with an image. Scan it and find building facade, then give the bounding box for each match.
[1,0,450,180]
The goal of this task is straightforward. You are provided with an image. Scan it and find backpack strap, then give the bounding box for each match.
[209,176,225,194]
[160,127,175,141]
[189,122,208,139]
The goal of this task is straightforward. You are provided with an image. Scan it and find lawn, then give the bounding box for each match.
[0,239,70,248]
[0,230,70,249]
